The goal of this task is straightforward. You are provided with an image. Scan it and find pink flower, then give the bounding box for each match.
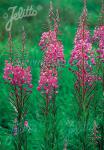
[37,68,58,94]
[38,4,65,96]
[91,58,96,65]
[69,26,95,67]
[3,61,33,89]
[24,121,28,127]
[39,30,65,65]
[38,28,65,95]
[69,6,98,87]
[93,25,104,62]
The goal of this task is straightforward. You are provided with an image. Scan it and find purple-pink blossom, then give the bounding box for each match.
[3,61,32,88]
[37,68,58,94]
[38,29,65,94]
[93,25,104,62]
[39,30,65,65]
[69,6,98,87]
[24,121,28,127]
[69,27,95,66]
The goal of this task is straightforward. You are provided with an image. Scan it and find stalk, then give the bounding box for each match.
[3,31,32,150]
[69,0,95,149]
[81,3,88,149]
[44,94,49,150]
[51,89,56,150]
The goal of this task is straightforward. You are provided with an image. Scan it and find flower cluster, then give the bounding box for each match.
[93,25,104,62]
[69,26,95,66]
[69,7,98,87]
[75,70,101,87]
[37,1,66,95]
[38,29,65,94]
[3,61,32,88]
[37,68,58,94]
[39,30,65,65]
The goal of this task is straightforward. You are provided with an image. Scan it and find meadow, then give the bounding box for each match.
[0,0,103,150]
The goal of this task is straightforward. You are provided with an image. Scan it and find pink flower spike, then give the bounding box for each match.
[3,61,33,91]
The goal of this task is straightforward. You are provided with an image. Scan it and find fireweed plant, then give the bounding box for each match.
[69,1,100,149]
[3,31,33,150]
[37,2,65,150]
[1,1,104,150]
[92,0,104,149]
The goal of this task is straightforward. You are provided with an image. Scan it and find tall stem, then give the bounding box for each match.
[14,86,26,150]
[8,32,13,63]
[82,22,85,103]
[100,71,104,150]
[81,3,88,149]
[44,94,49,150]
[51,89,56,150]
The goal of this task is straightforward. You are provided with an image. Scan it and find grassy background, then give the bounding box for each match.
[0,0,102,149]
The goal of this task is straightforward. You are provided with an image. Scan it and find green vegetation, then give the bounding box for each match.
[0,0,103,149]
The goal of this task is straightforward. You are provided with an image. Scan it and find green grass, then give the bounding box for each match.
[0,0,103,149]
